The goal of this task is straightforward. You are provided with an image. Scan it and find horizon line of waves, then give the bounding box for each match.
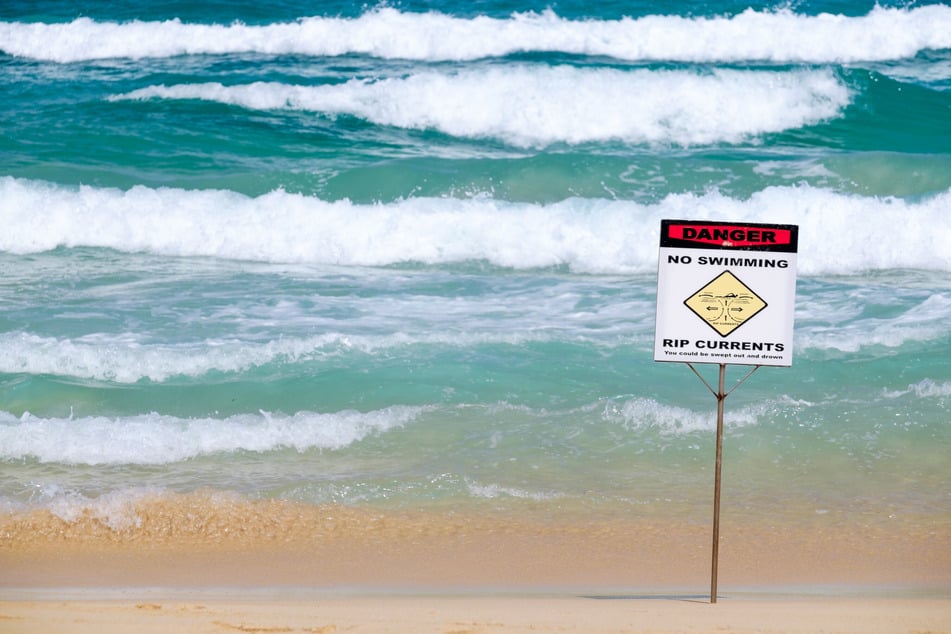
[110,67,852,149]
[2,178,950,275]
[0,405,427,466]
[1,6,949,63]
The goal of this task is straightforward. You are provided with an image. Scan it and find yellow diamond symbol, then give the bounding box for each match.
[684,271,767,337]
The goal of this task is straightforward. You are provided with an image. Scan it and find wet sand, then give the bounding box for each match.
[1,495,949,632]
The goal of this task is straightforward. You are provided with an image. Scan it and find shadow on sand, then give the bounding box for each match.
[581,594,713,604]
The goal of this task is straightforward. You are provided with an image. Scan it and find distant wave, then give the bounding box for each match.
[0,406,425,465]
[113,67,851,148]
[2,177,950,275]
[2,6,950,63]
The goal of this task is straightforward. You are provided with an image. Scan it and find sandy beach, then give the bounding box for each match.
[2,496,949,633]
[3,594,950,634]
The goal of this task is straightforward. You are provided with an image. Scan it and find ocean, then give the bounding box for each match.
[0,0,949,541]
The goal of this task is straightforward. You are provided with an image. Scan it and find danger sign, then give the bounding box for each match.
[654,220,798,367]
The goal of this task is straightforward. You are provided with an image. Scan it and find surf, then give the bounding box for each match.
[2,6,950,63]
[2,177,949,275]
[112,67,852,148]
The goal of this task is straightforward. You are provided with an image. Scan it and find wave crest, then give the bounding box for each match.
[2,6,949,63]
[113,67,851,148]
[2,178,950,275]
[0,406,425,465]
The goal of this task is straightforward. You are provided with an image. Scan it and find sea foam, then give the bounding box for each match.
[113,67,851,148]
[0,331,549,383]
[0,332,352,383]
[0,406,425,465]
[2,177,949,275]
[2,6,949,63]
[797,293,951,353]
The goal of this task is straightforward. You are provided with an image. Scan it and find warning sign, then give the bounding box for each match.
[684,270,767,337]
[654,220,798,367]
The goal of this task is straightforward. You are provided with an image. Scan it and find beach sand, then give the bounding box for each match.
[2,495,949,633]
[3,595,951,634]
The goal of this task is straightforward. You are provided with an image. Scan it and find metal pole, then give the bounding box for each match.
[686,362,760,604]
[711,363,726,604]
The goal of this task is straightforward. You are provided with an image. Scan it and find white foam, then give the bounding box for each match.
[2,6,949,63]
[465,479,561,501]
[113,67,851,147]
[0,331,547,383]
[7,486,250,530]
[41,486,159,530]
[0,332,331,383]
[798,293,951,353]
[2,177,949,275]
[603,395,807,434]
[602,397,710,434]
[0,406,425,465]
[883,379,951,400]
[908,379,951,399]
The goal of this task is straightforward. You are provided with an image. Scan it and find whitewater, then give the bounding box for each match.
[3,6,951,63]
[2,177,949,274]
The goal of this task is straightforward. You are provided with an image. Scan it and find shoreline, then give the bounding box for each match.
[2,497,949,633]
[3,495,949,589]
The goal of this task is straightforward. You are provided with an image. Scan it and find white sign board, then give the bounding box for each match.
[654,220,798,367]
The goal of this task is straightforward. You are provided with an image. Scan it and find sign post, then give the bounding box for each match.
[654,219,798,603]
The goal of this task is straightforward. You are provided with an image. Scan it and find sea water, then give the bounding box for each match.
[0,0,949,534]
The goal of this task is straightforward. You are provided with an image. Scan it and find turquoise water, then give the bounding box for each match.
[0,1,949,528]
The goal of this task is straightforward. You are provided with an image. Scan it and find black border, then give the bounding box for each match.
[661,219,798,253]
